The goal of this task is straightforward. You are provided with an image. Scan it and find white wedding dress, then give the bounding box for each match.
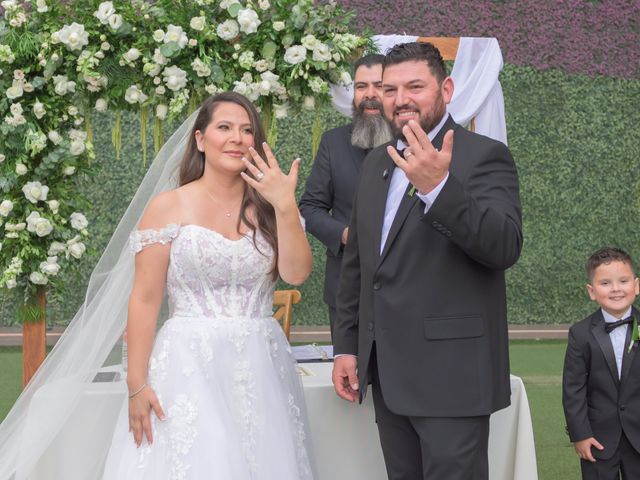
[102,223,314,479]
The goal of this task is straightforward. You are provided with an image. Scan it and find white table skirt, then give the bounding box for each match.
[27,363,538,480]
[300,362,538,480]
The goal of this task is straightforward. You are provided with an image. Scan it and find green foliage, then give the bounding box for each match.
[1,65,639,326]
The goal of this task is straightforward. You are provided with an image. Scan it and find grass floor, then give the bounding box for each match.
[1,340,579,479]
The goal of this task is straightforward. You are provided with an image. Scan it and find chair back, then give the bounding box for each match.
[273,289,301,340]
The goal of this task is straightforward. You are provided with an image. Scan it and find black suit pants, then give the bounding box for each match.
[581,431,640,480]
[370,347,490,480]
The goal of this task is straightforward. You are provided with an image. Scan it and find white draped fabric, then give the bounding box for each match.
[330,35,508,145]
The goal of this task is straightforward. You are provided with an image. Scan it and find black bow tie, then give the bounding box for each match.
[605,316,634,334]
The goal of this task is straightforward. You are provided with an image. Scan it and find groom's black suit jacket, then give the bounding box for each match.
[563,307,640,459]
[334,116,523,417]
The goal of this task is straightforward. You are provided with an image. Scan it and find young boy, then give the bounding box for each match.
[563,246,640,479]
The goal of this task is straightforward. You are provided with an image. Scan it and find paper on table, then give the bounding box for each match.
[291,344,334,362]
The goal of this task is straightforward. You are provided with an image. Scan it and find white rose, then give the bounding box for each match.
[284,45,306,65]
[153,29,165,42]
[153,49,168,66]
[22,82,33,93]
[123,48,141,63]
[68,129,87,142]
[164,25,188,48]
[95,98,108,112]
[26,212,53,237]
[48,241,66,255]
[6,84,23,100]
[29,272,48,285]
[69,140,85,156]
[272,21,285,32]
[10,102,22,116]
[156,104,168,120]
[191,58,211,77]
[237,8,261,34]
[108,14,123,30]
[56,23,89,51]
[258,0,270,10]
[36,0,48,12]
[67,241,86,259]
[70,212,88,230]
[254,59,269,72]
[162,65,187,92]
[47,199,60,214]
[303,96,315,110]
[33,101,46,119]
[40,256,60,276]
[0,153,5,162]
[340,70,352,86]
[124,85,148,104]
[301,35,319,50]
[256,79,271,95]
[100,41,110,51]
[5,278,16,289]
[155,85,166,95]
[15,163,27,176]
[188,39,197,47]
[13,69,24,80]
[48,130,62,145]
[216,20,239,41]
[94,2,115,24]
[0,200,13,217]
[205,84,218,95]
[312,43,332,62]
[190,16,205,31]
[232,81,248,95]
[63,165,76,176]
[67,105,79,116]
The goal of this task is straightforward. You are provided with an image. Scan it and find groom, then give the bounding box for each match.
[332,42,523,479]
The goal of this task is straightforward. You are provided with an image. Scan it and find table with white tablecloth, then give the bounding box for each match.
[26,362,538,480]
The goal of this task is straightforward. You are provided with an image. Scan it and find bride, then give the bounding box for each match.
[0,92,315,479]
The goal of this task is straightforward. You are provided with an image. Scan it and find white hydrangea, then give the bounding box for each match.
[0,200,13,217]
[284,45,306,65]
[124,85,148,104]
[232,81,249,95]
[237,8,261,34]
[162,65,188,91]
[238,51,254,70]
[143,62,162,77]
[153,48,168,66]
[48,241,66,256]
[217,20,239,41]
[254,59,270,72]
[164,25,188,48]
[0,44,15,63]
[190,16,205,31]
[40,256,60,276]
[70,212,88,230]
[29,272,48,285]
[308,76,328,94]
[191,58,211,77]
[56,23,89,51]
[95,98,108,112]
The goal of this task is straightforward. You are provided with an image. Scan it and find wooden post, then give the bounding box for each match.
[22,286,46,387]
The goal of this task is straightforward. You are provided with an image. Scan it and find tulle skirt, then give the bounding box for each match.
[102,315,314,480]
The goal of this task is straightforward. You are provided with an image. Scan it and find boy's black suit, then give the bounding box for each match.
[563,306,640,461]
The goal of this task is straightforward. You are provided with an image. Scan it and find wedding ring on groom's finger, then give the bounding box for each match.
[255,171,265,182]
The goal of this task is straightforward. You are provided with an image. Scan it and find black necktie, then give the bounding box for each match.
[605,316,634,334]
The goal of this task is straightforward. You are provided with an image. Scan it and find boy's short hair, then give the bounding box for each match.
[586,246,636,282]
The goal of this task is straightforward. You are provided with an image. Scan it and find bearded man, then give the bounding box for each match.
[299,54,392,338]
[332,42,523,480]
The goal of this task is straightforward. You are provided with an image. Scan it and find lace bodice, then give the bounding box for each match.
[130,224,275,319]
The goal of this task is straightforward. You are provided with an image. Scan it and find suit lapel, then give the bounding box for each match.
[620,307,640,384]
[371,149,396,257]
[591,311,620,386]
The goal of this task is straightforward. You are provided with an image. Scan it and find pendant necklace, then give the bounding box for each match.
[203,187,240,218]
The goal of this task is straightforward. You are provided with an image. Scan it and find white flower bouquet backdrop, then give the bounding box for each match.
[0,0,367,315]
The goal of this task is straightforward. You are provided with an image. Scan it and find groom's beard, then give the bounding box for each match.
[350,99,393,149]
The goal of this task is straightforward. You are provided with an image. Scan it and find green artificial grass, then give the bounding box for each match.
[510,340,579,480]
[0,340,581,479]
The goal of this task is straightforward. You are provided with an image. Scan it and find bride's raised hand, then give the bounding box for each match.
[128,384,165,447]
[241,142,300,213]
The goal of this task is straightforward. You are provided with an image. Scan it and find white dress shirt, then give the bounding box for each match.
[602,307,632,379]
[380,113,450,254]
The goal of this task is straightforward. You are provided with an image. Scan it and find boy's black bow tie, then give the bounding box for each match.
[605,316,634,334]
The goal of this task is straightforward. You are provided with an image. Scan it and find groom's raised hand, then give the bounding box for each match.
[332,355,359,402]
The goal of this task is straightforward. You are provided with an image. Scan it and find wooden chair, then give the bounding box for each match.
[273,289,301,340]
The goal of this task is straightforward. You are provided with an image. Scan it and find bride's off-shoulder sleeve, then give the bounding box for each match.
[129,223,180,253]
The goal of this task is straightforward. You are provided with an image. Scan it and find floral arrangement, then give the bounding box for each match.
[0,0,366,307]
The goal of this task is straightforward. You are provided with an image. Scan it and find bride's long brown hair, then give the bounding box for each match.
[179,92,279,280]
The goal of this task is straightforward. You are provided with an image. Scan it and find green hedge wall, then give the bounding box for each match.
[1,64,639,325]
